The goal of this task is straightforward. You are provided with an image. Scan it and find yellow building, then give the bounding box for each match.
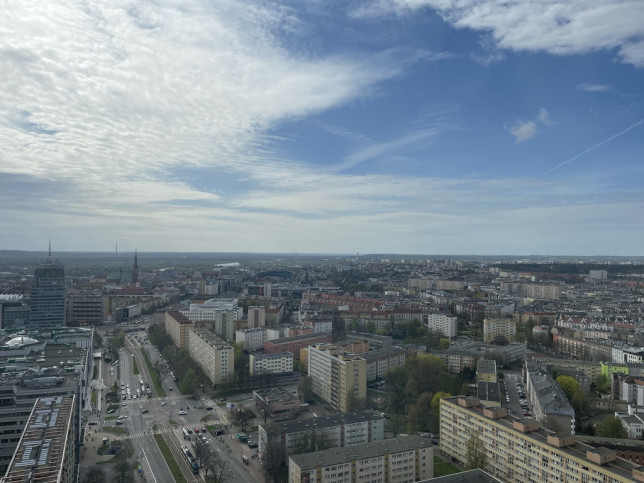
[483,318,516,343]
[440,396,644,482]
[308,344,367,413]
[165,310,193,348]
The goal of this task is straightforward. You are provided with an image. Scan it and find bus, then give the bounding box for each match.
[182,428,190,440]
[180,445,199,474]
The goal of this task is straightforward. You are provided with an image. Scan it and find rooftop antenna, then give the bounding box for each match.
[116,242,118,255]
[48,237,51,258]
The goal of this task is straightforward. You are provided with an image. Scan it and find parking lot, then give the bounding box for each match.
[504,375,532,417]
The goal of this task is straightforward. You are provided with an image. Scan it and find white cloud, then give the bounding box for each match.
[361,0,644,68]
[505,108,551,143]
[578,83,612,92]
[505,120,537,143]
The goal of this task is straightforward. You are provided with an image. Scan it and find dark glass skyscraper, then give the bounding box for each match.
[29,246,66,329]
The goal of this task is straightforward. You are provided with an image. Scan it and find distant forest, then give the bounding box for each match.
[493,263,644,276]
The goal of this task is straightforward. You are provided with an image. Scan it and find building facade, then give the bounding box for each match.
[250,352,293,376]
[308,344,367,413]
[29,257,66,329]
[427,313,458,338]
[483,318,516,343]
[165,311,193,348]
[235,327,267,351]
[288,435,433,483]
[187,326,233,384]
[248,306,266,328]
[440,396,642,483]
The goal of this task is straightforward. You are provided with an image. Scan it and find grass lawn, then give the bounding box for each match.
[433,455,461,477]
[103,426,127,435]
[154,434,188,483]
[104,415,118,421]
[132,357,139,375]
[91,390,97,406]
[142,350,166,397]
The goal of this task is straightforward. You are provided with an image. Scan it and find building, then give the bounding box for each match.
[259,410,384,464]
[264,333,332,359]
[253,388,300,421]
[250,352,293,376]
[29,251,66,329]
[590,270,608,280]
[1,396,76,483]
[418,469,502,482]
[0,329,91,474]
[288,435,433,483]
[440,396,644,482]
[359,346,408,382]
[248,306,266,328]
[0,300,30,329]
[427,313,458,338]
[483,318,516,343]
[525,362,576,434]
[309,344,367,413]
[477,359,497,383]
[187,326,233,384]
[66,294,108,327]
[235,327,267,351]
[165,310,193,348]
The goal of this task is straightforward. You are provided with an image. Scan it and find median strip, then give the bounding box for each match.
[154,434,188,483]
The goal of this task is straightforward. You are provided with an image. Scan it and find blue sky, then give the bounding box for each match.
[1,0,643,255]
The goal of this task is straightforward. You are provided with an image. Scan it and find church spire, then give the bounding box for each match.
[133,249,139,285]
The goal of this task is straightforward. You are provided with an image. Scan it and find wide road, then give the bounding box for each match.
[126,332,259,483]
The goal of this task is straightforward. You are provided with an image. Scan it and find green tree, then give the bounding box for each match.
[232,407,254,432]
[298,375,314,403]
[466,431,487,471]
[438,338,451,350]
[261,422,285,483]
[556,375,581,401]
[593,374,610,394]
[85,467,106,483]
[597,415,627,438]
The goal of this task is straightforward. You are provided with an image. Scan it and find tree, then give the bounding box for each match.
[346,391,366,412]
[592,374,610,394]
[232,407,254,432]
[386,413,406,437]
[466,431,487,471]
[597,415,627,439]
[115,459,133,483]
[85,467,106,483]
[556,375,581,401]
[261,422,285,483]
[438,338,451,350]
[298,375,314,403]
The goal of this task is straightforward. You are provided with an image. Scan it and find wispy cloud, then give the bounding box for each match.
[549,118,644,172]
[578,83,612,92]
[358,0,644,68]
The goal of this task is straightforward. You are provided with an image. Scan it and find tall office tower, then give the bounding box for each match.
[133,249,139,284]
[29,243,66,329]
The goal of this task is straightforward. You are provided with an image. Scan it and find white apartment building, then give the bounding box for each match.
[187,326,234,384]
[483,318,516,343]
[288,435,433,483]
[359,346,407,381]
[426,313,458,338]
[235,327,267,351]
[250,352,293,376]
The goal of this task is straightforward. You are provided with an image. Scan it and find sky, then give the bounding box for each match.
[1,0,643,256]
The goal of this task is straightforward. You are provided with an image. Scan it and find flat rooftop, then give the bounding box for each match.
[2,395,75,483]
[273,409,383,434]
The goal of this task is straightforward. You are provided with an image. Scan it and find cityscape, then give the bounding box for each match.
[2,1,644,483]
[0,250,644,482]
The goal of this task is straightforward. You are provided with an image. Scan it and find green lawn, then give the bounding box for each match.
[102,426,127,435]
[132,357,140,375]
[104,415,118,421]
[434,455,461,477]
[154,434,188,483]
[142,350,166,397]
[91,390,97,406]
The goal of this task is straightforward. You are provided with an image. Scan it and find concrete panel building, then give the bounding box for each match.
[187,326,233,384]
[253,388,300,421]
[440,396,643,483]
[288,435,433,483]
[250,352,293,376]
[359,346,407,381]
[308,344,367,413]
[248,306,266,328]
[264,333,332,359]
[427,313,458,338]
[483,318,516,343]
[165,310,193,348]
[235,327,267,351]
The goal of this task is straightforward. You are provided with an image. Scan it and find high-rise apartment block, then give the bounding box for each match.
[165,311,193,348]
[248,306,266,328]
[483,318,516,342]
[308,344,367,413]
[29,253,65,329]
[427,313,458,338]
[235,327,267,351]
[440,396,644,482]
[187,326,233,384]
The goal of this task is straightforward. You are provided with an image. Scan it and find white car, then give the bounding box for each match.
[160,401,167,406]
[178,410,187,415]
[118,415,128,420]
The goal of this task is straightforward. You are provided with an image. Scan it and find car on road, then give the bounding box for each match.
[179,410,187,415]
[160,401,167,406]
[206,406,213,410]
[107,409,115,414]
[247,440,258,448]
[118,415,128,420]
[142,409,149,414]
[88,421,97,426]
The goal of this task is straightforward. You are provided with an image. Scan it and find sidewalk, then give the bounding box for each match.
[80,430,116,467]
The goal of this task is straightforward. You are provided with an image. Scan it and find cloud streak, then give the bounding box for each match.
[549,118,644,172]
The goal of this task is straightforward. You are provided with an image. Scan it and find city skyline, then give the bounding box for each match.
[2,1,643,255]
